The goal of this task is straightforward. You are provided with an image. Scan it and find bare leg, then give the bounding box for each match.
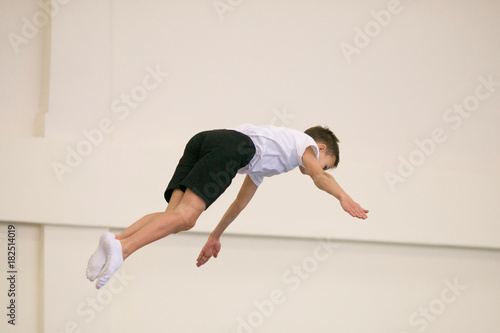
[95,189,206,289]
[165,189,184,212]
[88,208,175,282]
[115,190,184,241]
[115,213,162,240]
[119,189,205,259]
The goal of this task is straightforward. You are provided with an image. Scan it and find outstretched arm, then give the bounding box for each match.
[196,175,258,267]
[302,147,369,219]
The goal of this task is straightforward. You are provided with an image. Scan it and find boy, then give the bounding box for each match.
[86,123,368,289]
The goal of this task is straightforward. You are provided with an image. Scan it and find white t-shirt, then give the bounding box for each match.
[232,124,320,186]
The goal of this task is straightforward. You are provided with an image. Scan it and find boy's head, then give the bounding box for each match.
[305,126,340,169]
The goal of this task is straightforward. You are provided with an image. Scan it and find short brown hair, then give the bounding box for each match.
[304,126,340,168]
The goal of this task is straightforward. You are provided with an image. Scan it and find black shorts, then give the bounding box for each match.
[164,129,256,209]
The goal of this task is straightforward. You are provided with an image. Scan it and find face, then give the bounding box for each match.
[299,143,336,175]
[318,144,336,171]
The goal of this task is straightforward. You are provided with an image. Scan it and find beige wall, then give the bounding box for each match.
[1,0,500,332]
[1,0,500,247]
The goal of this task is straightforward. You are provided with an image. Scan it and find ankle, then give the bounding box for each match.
[120,239,130,260]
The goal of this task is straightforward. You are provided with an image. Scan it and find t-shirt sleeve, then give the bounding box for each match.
[296,134,320,167]
[249,174,264,187]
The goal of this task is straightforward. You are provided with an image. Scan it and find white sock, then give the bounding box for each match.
[86,232,115,282]
[96,238,124,289]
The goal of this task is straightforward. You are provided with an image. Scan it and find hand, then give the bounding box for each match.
[196,236,221,267]
[340,195,369,220]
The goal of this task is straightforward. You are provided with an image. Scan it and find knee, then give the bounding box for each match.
[182,215,197,231]
[175,211,197,232]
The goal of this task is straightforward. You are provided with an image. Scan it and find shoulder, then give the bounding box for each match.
[302,146,318,161]
[301,147,322,177]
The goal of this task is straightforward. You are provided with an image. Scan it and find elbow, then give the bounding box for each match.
[232,200,246,213]
[312,173,328,190]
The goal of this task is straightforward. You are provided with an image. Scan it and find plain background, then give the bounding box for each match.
[1,0,499,332]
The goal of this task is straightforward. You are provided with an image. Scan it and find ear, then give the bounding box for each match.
[317,143,326,150]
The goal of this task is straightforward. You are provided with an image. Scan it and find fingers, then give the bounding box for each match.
[341,198,368,220]
[196,239,221,267]
[196,249,215,267]
[355,208,367,219]
[359,206,369,219]
[347,204,368,219]
[214,245,221,258]
[355,206,367,219]
[352,202,367,218]
[196,253,210,267]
